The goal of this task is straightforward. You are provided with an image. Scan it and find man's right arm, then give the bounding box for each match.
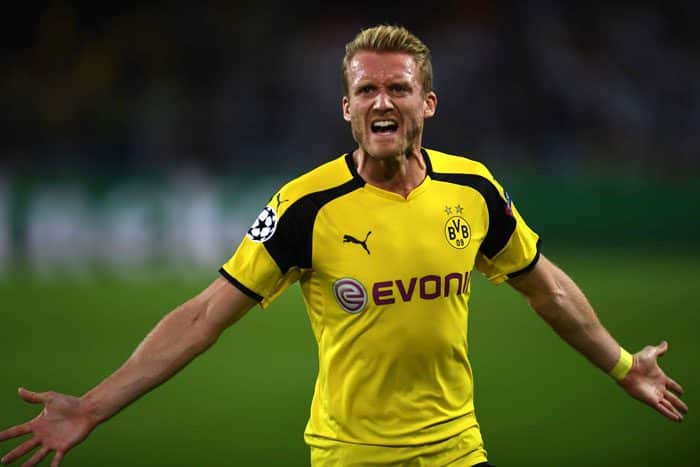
[82,277,256,423]
[0,277,257,467]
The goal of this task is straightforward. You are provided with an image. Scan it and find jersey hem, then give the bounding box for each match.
[218,267,263,301]
[507,238,542,279]
[468,455,490,466]
[304,417,474,448]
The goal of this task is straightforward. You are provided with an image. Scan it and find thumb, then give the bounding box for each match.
[18,387,48,404]
[655,340,669,357]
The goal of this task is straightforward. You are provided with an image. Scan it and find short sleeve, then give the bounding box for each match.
[474,180,541,285]
[220,192,304,308]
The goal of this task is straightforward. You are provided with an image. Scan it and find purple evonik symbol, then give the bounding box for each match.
[333,278,368,314]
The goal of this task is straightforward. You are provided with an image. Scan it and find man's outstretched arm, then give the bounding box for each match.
[0,277,257,467]
[508,254,688,422]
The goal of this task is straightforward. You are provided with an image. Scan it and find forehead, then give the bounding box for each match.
[347,50,418,86]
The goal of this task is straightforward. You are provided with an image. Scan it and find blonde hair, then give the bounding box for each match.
[342,24,433,96]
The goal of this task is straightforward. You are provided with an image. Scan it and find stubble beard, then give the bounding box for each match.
[352,122,423,162]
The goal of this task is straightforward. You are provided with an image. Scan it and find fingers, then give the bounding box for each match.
[17,389,48,405]
[665,390,689,415]
[656,399,682,422]
[0,424,31,442]
[659,396,683,422]
[21,446,49,467]
[654,340,668,357]
[667,376,684,396]
[50,452,64,467]
[1,439,38,464]
[653,342,687,418]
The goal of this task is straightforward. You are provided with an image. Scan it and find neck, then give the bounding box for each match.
[353,148,427,198]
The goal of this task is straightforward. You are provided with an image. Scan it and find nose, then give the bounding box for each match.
[373,90,394,110]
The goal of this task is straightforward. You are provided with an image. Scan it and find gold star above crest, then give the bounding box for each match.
[444,206,452,215]
[455,205,463,214]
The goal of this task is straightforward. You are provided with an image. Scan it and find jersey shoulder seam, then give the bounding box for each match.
[425,148,493,180]
[274,154,358,217]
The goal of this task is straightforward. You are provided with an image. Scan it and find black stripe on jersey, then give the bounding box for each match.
[430,171,517,259]
[507,239,542,279]
[421,148,434,173]
[264,173,365,272]
[218,267,264,302]
[345,151,359,177]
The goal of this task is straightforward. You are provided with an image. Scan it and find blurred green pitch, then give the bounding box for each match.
[1,247,698,466]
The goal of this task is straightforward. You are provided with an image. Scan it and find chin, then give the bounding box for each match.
[366,150,396,160]
[364,142,406,160]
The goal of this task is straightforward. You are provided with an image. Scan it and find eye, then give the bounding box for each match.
[358,85,375,95]
[389,83,409,94]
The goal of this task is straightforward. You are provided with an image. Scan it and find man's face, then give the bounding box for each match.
[343,51,437,160]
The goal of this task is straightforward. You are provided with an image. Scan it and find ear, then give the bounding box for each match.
[342,96,351,122]
[423,91,437,119]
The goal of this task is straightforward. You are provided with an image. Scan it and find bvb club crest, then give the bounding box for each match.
[444,205,470,249]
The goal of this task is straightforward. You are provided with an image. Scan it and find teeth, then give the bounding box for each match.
[373,120,395,127]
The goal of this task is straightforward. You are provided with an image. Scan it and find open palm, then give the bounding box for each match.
[0,388,96,467]
[619,341,688,422]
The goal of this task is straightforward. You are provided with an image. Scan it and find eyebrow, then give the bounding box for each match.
[353,77,412,88]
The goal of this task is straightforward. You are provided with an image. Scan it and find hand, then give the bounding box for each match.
[619,341,688,422]
[0,388,97,467]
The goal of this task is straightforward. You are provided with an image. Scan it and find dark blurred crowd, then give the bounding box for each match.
[1,1,698,177]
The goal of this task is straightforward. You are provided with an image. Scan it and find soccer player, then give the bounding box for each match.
[0,24,688,467]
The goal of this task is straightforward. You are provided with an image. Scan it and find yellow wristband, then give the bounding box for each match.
[608,347,634,381]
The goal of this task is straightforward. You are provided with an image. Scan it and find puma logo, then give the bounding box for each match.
[343,231,372,255]
[275,193,289,210]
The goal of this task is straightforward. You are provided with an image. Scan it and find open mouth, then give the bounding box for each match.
[371,120,398,134]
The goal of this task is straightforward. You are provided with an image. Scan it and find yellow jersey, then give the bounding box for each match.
[220,148,540,449]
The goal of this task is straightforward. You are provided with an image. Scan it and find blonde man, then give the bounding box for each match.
[0,24,687,467]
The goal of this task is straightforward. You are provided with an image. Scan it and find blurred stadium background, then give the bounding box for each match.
[0,1,698,466]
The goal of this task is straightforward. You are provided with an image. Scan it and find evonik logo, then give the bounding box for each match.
[372,271,470,305]
[333,278,368,314]
[333,271,470,313]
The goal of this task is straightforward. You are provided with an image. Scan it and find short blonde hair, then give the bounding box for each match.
[342,24,433,96]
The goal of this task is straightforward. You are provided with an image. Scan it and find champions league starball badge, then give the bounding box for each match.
[247,206,278,243]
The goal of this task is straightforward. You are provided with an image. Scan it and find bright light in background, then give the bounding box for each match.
[26,186,96,277]
[159,170,229,271]
[98,181,157,274]
[12,171,283,279]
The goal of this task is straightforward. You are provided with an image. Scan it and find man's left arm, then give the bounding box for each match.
[508,254,688,422]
